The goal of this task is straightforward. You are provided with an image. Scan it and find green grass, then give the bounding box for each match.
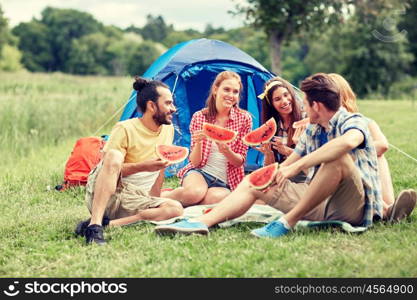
[0,72,416,277]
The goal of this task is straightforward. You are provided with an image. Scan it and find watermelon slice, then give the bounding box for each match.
[202,123,237,143]
[293,118,310,129]
[155,144,189,164]
[243,118,277,146]
[247,163,279,190]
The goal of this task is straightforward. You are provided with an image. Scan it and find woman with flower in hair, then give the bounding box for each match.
[162,71,252,206]
[256,76,307,183]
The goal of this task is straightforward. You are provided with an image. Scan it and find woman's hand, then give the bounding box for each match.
[192,130,206,144]
[216,142,232,155]
[271,137,292,156]
[253,143,273,156]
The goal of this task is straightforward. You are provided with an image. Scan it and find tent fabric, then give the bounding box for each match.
[120,38,275,176]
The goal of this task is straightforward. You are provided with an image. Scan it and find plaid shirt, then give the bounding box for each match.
[177,107,252,190]
[294,108,383,227]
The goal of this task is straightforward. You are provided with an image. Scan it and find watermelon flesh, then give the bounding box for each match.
[243,118,277,146]
[202,123,237,143]
[248,163,279,190]
[155,144,189,163]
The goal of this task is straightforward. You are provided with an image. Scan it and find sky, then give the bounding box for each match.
[1,0,247,31]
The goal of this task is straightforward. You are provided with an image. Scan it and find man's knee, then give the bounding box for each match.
[102,149,123,173]
[321,154,355,178]
[161,200,183,217]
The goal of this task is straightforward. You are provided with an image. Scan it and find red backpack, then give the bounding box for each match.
[56,136,106,190]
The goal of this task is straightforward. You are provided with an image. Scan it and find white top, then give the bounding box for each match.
[201,142,228,184]
[121,171,159,193]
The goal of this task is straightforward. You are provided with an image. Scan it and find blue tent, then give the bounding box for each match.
[120,38,275,176]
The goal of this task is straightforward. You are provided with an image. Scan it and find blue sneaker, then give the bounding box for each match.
[155,219,209,235]
[250,220,290,238]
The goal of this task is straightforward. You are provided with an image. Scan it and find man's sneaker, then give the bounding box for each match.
[155,219,209,235]
[75,216,110,237]
[85,224,106,245]
[250,220,290,238]
[387,189,417,223]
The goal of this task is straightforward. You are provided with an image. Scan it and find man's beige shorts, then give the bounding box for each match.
[266,169,365,225]
[85,161,170,219]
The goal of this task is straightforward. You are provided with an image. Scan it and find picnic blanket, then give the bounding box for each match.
[150,204,367,233]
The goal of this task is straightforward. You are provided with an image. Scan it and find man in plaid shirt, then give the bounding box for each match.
[155,73,414,237]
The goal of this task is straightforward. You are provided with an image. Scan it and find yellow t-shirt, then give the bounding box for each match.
[104,118,174,163]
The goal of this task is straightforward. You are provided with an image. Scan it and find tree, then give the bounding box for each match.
[12,21,54,71]
[304,12,413,96]
[0,44,24,71]
[0,4,7,53]
[40,7,103,71]
[140,15,173,43]
[233,0,348,74]
[399,0,417,75]
[127,41,161,76]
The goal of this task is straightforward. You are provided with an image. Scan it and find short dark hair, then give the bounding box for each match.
[300,73,340,111]
[133,76,169,113]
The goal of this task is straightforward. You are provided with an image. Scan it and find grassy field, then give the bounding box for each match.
[0,72,416,277]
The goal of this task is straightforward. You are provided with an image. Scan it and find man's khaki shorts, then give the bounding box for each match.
[266,169,365,225]
[85,161,170,219]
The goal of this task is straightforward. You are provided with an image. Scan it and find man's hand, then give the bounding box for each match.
[292,125,306,145]
[275,163,301,188]
[141,159,170,172]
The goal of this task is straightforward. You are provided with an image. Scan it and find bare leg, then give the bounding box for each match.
[89,150,123,225]
[284,154,356,227]
[200,187,231,205]
[109,200,183,226]
[161,172,208,206]
[378,155,395,216]
[193,179,266,227]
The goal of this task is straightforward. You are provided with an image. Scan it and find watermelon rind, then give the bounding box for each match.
[155,144,189,164]
[248,162,279,190]
[292,118,310,129]
[243,118,277,146]
[202,123,238,143]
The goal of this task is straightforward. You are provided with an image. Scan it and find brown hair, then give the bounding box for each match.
[300,73,340,112]
[328,73,358,113]
[203,71,243,120]
[133,76,169,113]
[261,77,302,147]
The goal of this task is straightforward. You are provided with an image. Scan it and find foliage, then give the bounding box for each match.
[0,44,24,71]
[399,0,417,75]
[304,12,413,96]
[41,7,104,72]
[127,41,162,76]
[232,0,348,73]
[0,4,24,71]
[0,4,8,52]
[12,20,53,71]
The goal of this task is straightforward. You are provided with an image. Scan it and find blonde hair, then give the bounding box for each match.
[328,73,358,113]
[203,71,243,120]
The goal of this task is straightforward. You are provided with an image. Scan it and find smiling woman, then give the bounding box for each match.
[161,71,253,206]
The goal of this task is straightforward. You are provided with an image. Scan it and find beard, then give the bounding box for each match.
[153,107,173,125]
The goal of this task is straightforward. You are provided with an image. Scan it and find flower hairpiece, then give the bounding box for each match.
[257,80,283,101]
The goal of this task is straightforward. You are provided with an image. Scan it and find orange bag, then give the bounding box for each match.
[57,136,106,190]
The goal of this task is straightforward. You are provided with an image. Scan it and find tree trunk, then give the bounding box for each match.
[269,30,283,75]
